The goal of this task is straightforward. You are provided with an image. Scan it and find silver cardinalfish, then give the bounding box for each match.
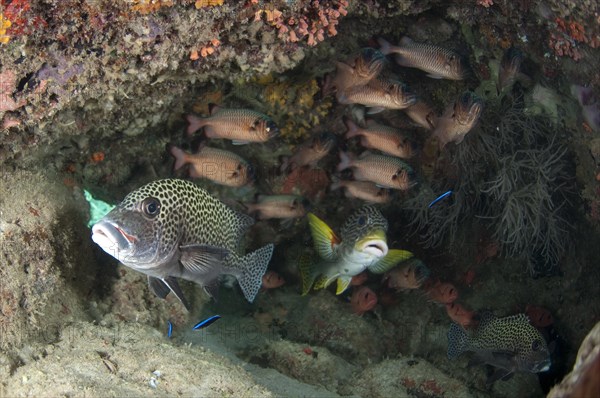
[497,47,524,95]
[447,312,551,385]
[280,132,335,173]
[330,178,391,204]
[337,77,417,112]
[434,91,483,148]
[344,118,413,159]
[186,104,278,144]
[338,151,415,190]
[326,48,386,94]
[378,37,469,80]
[170,145,254,187]
[243,194,310,220]
[300,206,413,295]
[403,100,437,130]
[91,179,274,309]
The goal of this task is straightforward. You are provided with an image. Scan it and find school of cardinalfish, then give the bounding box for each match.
[170,36,554,381]
[178,36,488,215]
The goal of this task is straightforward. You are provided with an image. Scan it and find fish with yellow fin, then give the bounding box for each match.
[299,206,413,295]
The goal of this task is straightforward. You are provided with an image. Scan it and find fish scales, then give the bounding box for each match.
[119,179,247,253]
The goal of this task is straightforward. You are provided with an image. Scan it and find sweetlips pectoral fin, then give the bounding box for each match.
[488,350,520,370]
[161,276,191,311]
[236,243,274,303]
[335,276,352,295]
[485,367,514,386]
[307,213,340,261]
[203,279,220,302]
[179,244,230,274]
[148,276,170,299]
[369,249,414,274]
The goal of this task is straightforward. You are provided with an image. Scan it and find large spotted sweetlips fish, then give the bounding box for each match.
[91,178,274,309]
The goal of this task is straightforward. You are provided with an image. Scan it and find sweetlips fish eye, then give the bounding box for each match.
[531,339,541,351]
[142,197,161,219]
[357,216,366,226]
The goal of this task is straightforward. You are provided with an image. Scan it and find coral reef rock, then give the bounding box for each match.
[548,321,600,398]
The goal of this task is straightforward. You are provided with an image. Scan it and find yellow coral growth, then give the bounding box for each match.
[261,77,331,142]
[1,13,12,44]
[195,0,224,9]
[130,0,174,14]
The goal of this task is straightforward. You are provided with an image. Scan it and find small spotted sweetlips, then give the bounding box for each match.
[300,205,413,295]
[91,179,274,309]
[447,312,551,385]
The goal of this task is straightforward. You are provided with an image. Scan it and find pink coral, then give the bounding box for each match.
[0,69,26,112]
[548,17,591,61]
[255,0,348,47]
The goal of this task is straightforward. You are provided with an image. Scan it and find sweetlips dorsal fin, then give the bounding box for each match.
[230,210,255,253]
[477,311,497,329]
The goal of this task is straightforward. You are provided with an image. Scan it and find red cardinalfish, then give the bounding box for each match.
[350,286,378,316]
[344,117,414,159]
[170,145,254,187]
[424,279,459,304]
[351,271,368,286]
[378,37,470,80]
[445,302,479,329]
[337,151,415,190]
[262,270,285,289]
[525,305,554,328]
[382,258,430,290]
[186,103,278,144]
